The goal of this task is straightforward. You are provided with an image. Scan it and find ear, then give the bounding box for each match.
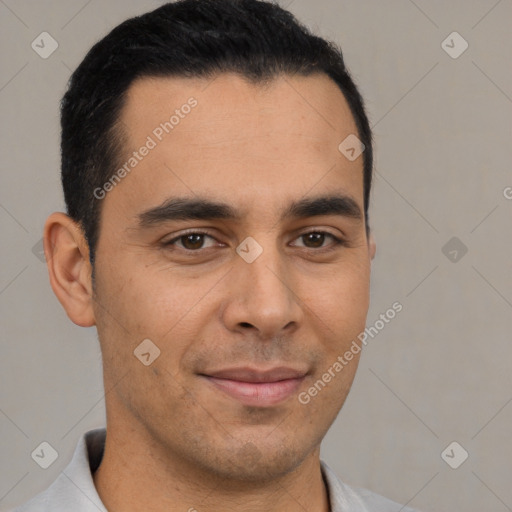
[43,212,96,327]
[368,231,376,261]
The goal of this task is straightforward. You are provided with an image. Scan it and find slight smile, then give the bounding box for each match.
[200,367,308,407]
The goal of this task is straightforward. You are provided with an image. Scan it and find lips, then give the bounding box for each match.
[201,366,307,406]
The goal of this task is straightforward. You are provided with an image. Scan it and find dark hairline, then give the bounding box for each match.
[61,0,373,274]
[105,68,370,226]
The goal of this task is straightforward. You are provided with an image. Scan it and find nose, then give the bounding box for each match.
[221,241,303,340]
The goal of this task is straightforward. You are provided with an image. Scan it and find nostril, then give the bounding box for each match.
[239,322,253,328]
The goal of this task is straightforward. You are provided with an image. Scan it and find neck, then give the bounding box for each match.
[93,422,330,512]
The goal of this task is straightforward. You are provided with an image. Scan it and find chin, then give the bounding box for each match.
[195,434,314,484]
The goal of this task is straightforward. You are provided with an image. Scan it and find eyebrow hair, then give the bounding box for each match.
[137,193,363,228]
[281,194,362,221]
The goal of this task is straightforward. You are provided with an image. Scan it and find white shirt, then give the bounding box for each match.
[10,428,420,512]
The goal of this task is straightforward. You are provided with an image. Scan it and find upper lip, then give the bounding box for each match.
[202,366,308,383]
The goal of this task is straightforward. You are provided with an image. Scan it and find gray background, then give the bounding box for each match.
[1,1,511,511]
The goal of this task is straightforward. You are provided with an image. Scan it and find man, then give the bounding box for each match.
[12,1,420,511]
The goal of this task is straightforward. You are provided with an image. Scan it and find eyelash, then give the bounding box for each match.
[162,229,345,253]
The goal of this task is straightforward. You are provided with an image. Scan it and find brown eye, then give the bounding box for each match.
[164,232,218,251]
[180,234,206,250]
[292,231,342,250]
[302,232,326,248]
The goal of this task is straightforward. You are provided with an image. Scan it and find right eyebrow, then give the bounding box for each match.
[137,197,239,228]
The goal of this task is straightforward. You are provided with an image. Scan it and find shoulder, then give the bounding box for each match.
[321,460,422,512]
[9,474,61,512]
[353,485,420,512]
[9,428,107,512]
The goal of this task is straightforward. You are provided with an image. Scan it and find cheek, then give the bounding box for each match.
[93,253,220,379]
[95,253,185,333]
[301,259,370,332]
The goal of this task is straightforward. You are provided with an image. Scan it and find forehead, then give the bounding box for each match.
[122,72,358,147]
[109,72,363,221]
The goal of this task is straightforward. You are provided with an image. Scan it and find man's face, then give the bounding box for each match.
[92,73,373,481]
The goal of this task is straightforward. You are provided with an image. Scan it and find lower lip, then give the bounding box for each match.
[204,376,304,407]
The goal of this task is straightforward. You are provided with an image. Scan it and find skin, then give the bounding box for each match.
[44,72,376,512]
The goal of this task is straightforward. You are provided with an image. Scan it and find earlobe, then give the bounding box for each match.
[368,231,376,261]
[43,212,96,327]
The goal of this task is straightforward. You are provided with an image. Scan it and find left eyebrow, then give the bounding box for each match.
[280,194,363,222]
[136,193,363,228]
